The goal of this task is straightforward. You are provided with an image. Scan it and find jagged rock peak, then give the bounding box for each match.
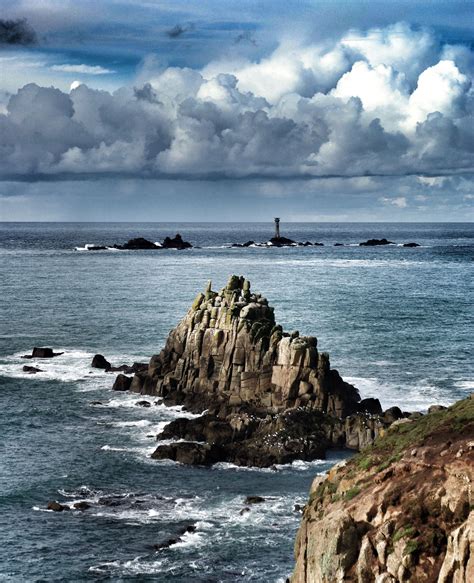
[131,276,362,417]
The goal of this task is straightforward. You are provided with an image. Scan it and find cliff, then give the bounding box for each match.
[291,395,474,582]
[116,276,400,467]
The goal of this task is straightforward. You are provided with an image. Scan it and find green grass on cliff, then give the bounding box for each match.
[351,395,474,473]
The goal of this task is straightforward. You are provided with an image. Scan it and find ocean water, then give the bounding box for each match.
[0,222,472,582]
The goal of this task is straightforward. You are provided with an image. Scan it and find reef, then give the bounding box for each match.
[232,238,324,248]
[113,276,408,467]
[291,394,474,582]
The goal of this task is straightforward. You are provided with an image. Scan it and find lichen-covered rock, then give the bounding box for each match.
[291,396,474,582]
[132,276,363,416]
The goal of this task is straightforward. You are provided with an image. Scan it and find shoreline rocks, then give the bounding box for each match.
[111,276,405,467]
[232,237,324,248]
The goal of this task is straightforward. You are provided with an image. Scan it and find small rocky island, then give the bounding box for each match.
[111,276,410,467]
[291,395,474,582]
[232,218,324,248]
[76,233,192,251]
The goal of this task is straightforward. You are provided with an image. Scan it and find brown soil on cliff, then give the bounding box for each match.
[292,395,474,582]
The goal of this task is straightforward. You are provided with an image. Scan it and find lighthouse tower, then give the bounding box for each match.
[274,217,280,239]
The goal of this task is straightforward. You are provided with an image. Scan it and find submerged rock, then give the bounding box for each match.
[245,496,265,505]
[291,395,474,583]
[403,242,421,247]
[112,276,399,467]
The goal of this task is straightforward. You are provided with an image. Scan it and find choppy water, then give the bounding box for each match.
[0,222,472,582]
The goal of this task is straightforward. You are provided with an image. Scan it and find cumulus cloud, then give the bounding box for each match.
[0,22,473,180]
[380,196,408,208]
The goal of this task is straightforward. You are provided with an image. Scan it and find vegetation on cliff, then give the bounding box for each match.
[292,395,474,582]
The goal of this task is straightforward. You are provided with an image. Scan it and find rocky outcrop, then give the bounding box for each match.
[115,276,398,467]
[22,347,63,359]
[291,394,474,582]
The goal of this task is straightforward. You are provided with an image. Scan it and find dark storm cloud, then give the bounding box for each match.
[166,24,192,39]
[0,18,37,46]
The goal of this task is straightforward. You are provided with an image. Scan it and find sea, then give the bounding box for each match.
[0,222,472,582]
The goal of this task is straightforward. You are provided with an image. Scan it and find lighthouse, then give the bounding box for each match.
[274,217,280,239]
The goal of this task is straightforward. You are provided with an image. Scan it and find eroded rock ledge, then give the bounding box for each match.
[115,276,403,467]
[291,395,474,582]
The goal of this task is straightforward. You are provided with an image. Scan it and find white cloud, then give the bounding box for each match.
[50,64,115,75]
[380,196,408,208]
[0,22,473,181]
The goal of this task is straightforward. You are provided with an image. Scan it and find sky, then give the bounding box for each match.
[0,0,473,221]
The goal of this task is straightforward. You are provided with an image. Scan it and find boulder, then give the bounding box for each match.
[135,400,151,407]
[112,374,132,391]
[403,242,420,247]
[91,354,111,370]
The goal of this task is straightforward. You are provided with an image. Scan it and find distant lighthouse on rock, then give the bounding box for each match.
[274,217,280,239]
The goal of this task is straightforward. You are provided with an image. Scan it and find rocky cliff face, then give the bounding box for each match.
[118,276,395,466]
[291,395,474,582]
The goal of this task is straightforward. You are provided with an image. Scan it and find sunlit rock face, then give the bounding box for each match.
[131,275,361,417]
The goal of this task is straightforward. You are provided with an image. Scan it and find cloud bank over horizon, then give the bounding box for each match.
[1,23,473,184]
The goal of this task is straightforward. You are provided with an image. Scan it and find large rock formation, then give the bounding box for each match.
[291,394,474,582]
[115,276,394,466]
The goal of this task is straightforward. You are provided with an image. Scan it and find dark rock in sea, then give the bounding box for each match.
[269,236,297,246]
[294,504,303,513]
[90,401,104,406]
[135,400,151,407]
[86,245,107,251]
[403,242,420,247]
[112,374,132,391]
[334,243,344,246]
[359,238,394,246]
[22,347,64,359]
[153,525,196,550]
[119,237,159,250]
[232,240,255,248]
[245,496,265,505]
[91,354,111,370]
[73,501,91,511]
[115,276,399,467]
[22,365,43,373]
[47,501,70,512]
[240,507,251,515]
[161,234,192,250]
